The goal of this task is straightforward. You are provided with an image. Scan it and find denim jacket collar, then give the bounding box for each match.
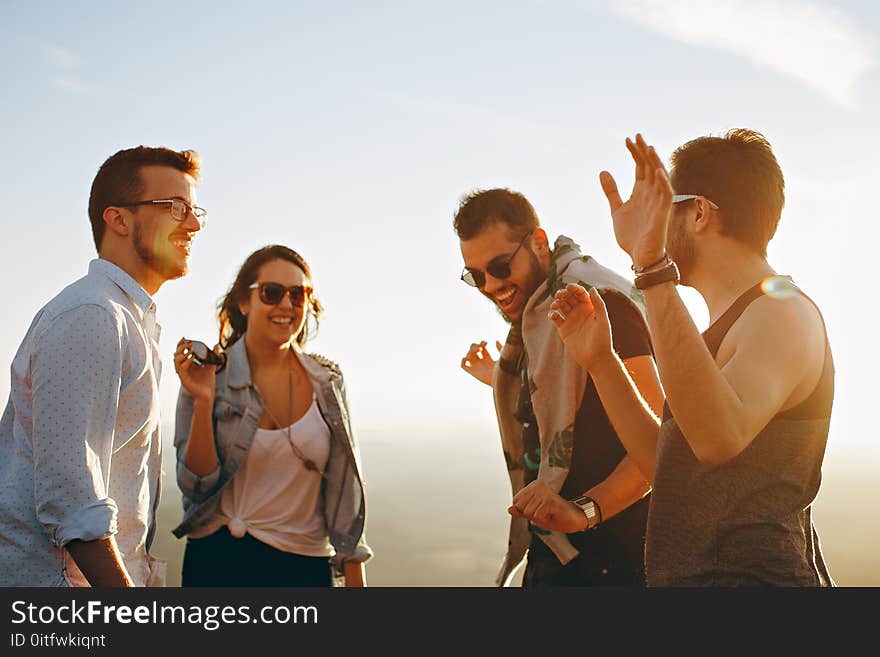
[298,350,340,384]
[225,338,252,390]
[225,336,338,390]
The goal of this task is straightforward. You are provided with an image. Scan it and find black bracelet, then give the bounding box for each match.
[631,252,669,274]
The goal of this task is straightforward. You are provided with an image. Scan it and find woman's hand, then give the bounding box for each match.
[599,133,674,269]
[174,338,218,403]
[549,285,614,372]
[460,340,501,387]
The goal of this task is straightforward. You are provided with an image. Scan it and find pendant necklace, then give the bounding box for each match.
[259,350,325,479]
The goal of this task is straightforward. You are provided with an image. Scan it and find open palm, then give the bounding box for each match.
[549,284,613,372]
[600,134,674,267]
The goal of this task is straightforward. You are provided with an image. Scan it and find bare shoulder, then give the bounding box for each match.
[724,285,826,365]
[742,288,824,336]
[717,283,829,410]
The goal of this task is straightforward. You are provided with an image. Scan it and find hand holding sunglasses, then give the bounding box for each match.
[249,281,313,306]
[187,340,227,370]
[174,339,226,403]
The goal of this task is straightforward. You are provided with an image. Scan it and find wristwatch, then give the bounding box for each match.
[570,495,602,531]
[634,260,680,290]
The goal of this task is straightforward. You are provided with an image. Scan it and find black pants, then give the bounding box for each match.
[182,526,333,587]
[523,533,646,587]
[522,499,648,588]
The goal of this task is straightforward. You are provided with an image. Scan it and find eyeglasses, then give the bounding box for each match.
[672,194,720,210]
[115,198,208,228]
[249,282,312,306]
[461,231,533,288]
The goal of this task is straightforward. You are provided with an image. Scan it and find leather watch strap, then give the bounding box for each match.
[635,260,680,290]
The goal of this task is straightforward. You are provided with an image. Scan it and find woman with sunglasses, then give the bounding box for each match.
[171,244,371,586]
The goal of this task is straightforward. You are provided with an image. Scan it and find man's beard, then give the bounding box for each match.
[495,250,545,325]
[667,214,695,283]
[132,221,186,281]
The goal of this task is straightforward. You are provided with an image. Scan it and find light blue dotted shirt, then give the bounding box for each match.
[0,259,163,586]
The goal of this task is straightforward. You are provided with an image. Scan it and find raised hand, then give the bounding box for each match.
[508,479,587,533]
[548,285,613,371]
[460,340,501,387]
[599,133,674,268]
[174,338,218,403]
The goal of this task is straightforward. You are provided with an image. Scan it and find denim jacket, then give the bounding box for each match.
[171,336,372,570]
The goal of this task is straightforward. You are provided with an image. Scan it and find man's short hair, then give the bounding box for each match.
[453,188,540,240]
[88,146,201,251]
[670,128,784,256]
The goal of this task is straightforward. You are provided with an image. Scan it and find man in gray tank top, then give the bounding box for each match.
[514,129,834,586]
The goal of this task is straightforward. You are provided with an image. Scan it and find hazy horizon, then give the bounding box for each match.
[2,0,878,586]
[152,424,879,587]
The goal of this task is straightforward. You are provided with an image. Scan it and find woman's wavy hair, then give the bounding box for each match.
[217,245,324,350]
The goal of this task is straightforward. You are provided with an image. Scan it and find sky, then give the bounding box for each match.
[1,0,879,580]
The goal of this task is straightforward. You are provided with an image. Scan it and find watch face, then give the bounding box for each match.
[572,497,596,516]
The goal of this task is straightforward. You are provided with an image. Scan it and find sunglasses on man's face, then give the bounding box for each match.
[249,282,312,306]
[461,231,532,288]
[671,194,720,210]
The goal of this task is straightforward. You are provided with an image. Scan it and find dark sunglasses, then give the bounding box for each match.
[248,282,312,306]
[461,231,532,288]
[187,340,227,372]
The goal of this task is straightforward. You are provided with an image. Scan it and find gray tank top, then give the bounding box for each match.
[646,281,834,586]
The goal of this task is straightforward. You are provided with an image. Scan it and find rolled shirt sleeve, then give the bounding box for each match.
[343,535,374,565]
[30,305,123,547]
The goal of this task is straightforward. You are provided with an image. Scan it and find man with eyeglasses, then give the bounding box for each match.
[455,188,663,587]
[0,146,204,586]
[522,130,835,586]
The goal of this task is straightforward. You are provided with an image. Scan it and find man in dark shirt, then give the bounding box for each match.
[455,188,663,586]
[520,290,654,585]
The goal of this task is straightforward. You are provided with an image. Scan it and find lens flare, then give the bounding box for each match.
[760,275,799,299]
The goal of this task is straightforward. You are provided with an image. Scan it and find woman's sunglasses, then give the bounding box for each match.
[460,231,532,288]
[249,282,312,306]
[187,340,227,372]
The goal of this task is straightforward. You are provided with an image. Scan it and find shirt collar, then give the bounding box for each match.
[89,258,156,318]
[225,338,253,390]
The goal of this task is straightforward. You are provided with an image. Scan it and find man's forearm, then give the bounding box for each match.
[343,561,366,587]
[66,537,134,587]
[584,456,651,523]
[590,353,662,480]
[643,282,747,462]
